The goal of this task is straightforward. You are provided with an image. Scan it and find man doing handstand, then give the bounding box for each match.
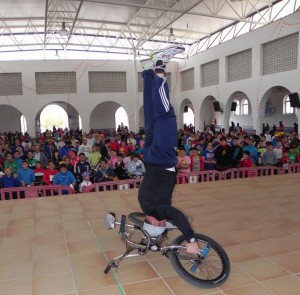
[138,45,198,254]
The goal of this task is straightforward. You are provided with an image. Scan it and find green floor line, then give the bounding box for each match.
[87,221,126,295]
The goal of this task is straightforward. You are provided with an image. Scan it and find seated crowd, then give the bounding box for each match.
[0,121,299,194]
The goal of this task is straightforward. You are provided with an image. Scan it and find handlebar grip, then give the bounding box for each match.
[119,215,126,235]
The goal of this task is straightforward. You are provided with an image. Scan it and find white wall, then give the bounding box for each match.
[176,11,300,133]
[0,105,22,133]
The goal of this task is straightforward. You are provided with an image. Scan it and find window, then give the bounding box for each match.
[241,99,249,115]
[283,94,295,114]
[234,100,240,115]
[20,115,27,134]
[115,107,129,130]
[183,107,195,126]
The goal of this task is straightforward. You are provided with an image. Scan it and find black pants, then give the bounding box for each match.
[138,165,194,241]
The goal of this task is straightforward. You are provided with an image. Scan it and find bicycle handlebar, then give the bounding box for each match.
[119,215,126,235]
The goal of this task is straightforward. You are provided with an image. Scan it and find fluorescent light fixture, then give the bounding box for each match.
[168,28,176,43]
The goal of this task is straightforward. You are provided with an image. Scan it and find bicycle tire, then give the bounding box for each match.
[168,233,230,288]
[128,212,145,227]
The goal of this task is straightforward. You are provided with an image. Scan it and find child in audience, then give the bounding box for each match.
[239,150,253,167]
[79,171,93,192]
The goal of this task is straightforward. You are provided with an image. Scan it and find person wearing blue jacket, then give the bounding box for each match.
[0,166,22,200]
[0,167,21,188]
[138,45,198,254]
[53,163,76,191]
[18,160,35,186]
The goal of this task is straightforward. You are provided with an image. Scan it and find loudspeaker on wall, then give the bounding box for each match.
[289,92,300,108]
[231,102,237,112]
[213,101,221,112]
[184,105,188,113]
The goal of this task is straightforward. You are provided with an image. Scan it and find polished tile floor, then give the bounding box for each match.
[0,173,300,295]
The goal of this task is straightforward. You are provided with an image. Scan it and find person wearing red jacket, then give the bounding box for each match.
[42,160,59,185]
[239,151,253,168]
[109,137,119,152]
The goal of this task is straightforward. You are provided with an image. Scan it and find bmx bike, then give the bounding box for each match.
[104,212,230,288]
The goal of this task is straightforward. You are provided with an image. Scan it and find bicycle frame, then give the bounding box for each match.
[104,213,204,274]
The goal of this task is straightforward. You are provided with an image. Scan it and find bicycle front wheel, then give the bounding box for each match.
[168,233,230,288]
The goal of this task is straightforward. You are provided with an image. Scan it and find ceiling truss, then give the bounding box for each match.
[0,0,298,58]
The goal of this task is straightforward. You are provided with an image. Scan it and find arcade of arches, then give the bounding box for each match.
[0,85,298,135]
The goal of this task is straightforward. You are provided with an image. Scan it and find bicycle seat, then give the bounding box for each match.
[128,212,177,230]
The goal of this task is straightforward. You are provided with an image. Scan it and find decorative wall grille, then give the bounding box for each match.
[262,32,298,75]
[89,71,126,93]
[201,60,219,87]
[35,72,77,94]
[0,73,23,96]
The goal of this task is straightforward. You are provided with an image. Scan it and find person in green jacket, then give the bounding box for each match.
[88,145,101,169]
[4,152,18,175]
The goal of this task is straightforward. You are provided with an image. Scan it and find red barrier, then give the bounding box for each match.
[223,166,282,179]
[82,177,143,193]
[2,164,299,200]
[0,185,75,201]
[284,163,300,174]
[187,170,224,183]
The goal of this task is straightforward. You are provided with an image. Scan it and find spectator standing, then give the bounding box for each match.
[261,142,276,166]
[189,148,204,172]
[215,136,232,171]
[177,148,191,173]
[243,138,258,165]
[202,143,216,170]
[230,137,243,167]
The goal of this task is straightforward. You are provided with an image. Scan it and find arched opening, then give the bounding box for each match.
[260,86,297,131]
[179,99,194,130]
[35,102,81,136]
[283,94,296,115]
[200,96,221,130]
[90,101,129,131]
[0,105,26,133]
[183,107,194,128]
[40,105,69,132]
[227,91,252,132]
[115,107,129,130]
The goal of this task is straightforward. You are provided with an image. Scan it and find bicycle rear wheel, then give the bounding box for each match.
[168,233,230,288]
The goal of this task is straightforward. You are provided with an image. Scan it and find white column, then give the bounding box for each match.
[23,112,36,137]
[131,49,139,133]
